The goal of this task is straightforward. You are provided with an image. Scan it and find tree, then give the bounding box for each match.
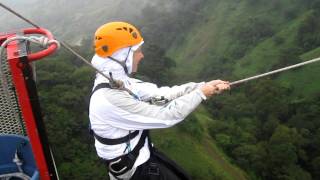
[297,11,320,51]
[266,125,310,179]
[246,79,291,121]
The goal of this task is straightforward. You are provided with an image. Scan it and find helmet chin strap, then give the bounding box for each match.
[108,47,132,75]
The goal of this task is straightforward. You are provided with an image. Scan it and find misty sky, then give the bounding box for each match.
[0,0,179,44]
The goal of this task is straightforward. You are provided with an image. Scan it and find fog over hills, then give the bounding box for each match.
[0,0,179,44]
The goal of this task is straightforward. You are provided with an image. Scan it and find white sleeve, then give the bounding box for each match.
[89,88,206,130]
[129,79,205,102]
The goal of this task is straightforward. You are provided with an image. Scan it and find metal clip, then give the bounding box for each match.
[109,158,127,174]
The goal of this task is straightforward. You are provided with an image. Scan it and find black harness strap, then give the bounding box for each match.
[91,83,140,145]
[92,83,112,94]
[91,83,151,177]
[93,130,140,145]
[104,130,150,177]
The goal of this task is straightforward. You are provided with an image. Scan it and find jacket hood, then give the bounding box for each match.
[91,41,143,87]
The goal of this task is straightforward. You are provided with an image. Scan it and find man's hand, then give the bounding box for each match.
[207,79,228,86]
[200,80,230,98]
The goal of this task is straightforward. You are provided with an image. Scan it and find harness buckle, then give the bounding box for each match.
[109,158,128,174]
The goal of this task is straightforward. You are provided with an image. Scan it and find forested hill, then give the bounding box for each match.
[164,0,320,179]
[2,0,320,179]
[168,0,320,97]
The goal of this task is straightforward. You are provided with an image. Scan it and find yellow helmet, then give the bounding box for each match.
[94,22,143,57]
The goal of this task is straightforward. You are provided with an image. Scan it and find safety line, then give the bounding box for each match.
[59,41,112,81]
[230,57,320,86]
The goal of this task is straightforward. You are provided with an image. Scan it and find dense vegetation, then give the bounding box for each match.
[167,0,320,179]
[206,80,320,179]
[30,0,320,179]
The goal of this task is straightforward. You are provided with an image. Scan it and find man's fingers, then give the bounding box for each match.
[215,83,231,92]
[208,79,225,86]
[201,81,231,98]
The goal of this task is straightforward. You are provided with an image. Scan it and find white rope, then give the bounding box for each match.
[0,35,61,87]
[230,57,320,86]
[28,36,61,49]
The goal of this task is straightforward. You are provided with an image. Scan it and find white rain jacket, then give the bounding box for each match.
[89,44,206,179]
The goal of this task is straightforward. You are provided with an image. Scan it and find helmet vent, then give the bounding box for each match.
[123,27,128,31]
[102,45,108,52]
[95,36,102,40]
[132,32,137,39]
[129,28,133,33]
[116,28,122,30]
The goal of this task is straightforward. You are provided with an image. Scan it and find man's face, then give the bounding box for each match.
[132,47,144,73]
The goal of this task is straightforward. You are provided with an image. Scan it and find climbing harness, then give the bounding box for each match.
[89,83,150,177]
[89,83,185,179]
[90,83,140,146]
[90,89,189,179]
[103,130,149,176]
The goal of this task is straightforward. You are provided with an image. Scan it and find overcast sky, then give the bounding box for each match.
[0,0,179,43]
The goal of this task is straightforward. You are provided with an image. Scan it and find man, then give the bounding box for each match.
[89,21,230,180]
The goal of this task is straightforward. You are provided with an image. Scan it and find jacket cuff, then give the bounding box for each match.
[196,89,207,100]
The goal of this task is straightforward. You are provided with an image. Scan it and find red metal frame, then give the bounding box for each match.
[0,32,15,45]
[23,28,58,62]
[3,28,59,179]
[7,37,51,180]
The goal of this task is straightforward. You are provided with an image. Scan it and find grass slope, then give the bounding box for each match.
[169,0,320,97]
[169,0,291,81]
[151,106,247,180]
[277,46,320,97]
[165,0,320,179]
[233,10,320,97]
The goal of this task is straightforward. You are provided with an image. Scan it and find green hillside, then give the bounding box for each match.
[278,47,320,97]
[165,0,320,179]
[169,0,320,97]
[232,10,320,97]
[6,0,319,179]
[152,106,247,180]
